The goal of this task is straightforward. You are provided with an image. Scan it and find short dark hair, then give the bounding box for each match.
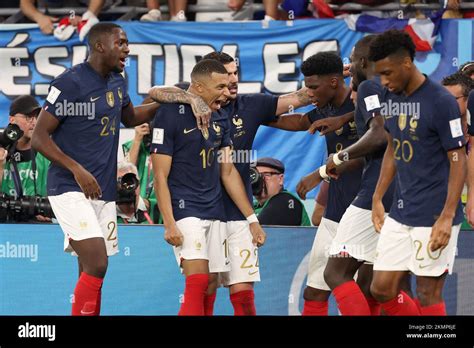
[459,61,474,77]
[88,22,122,47]
[301,52,343,77]
[202,52,235,65]
[442,72,473,97]
[368,29,416,62]
[353,34,377,60]
[191,59,228,79]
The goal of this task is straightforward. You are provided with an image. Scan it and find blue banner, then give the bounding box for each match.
[0,19,473,195]
[1,224,473,315]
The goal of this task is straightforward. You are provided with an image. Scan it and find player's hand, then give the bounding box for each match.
[343,63,352,78]
[134,123,150,141]
[228,0,246,11]
[466,194,474,227]
[430,215,453,252]
[325,154,339,180]
[371,198,385,233]
[37,14,59,35]
[249,222,266,247]
[164,223,184,247]
[190,95,211,130]
[36,215,52,223]
[296,171,322,200]
[72,165,102,200]
[308,116,346,136]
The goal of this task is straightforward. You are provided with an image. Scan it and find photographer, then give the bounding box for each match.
[116,161,158,224]
[252,157,310,226]
[0,95,51,222]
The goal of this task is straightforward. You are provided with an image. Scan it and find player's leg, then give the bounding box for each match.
[173,218,213,316]
[205,272,219,316]
[303,218,337,316]
[415,274,448,315]
[356,263,380,315]
[324,205,379,315]
[69,237,108,315]
[222,221,259,316]
[48,192,110,316]
[370,216,419,315]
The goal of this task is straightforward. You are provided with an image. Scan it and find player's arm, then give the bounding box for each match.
[219,146,266,247]
[121,101,159,128]
[326,116,386,178]
[266,113,312,131]
[296,157,365,199]
[32,110,101,199]
[275,87,311,116]
[308,111,355,135]
[431,147,466,252]
[149,86,211,128]
[151,153,183,246]
[372,131,396,232]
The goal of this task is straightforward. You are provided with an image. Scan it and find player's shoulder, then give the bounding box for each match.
[51,62,86,87]
[157,103,191,113]
[425,78,455,102]
[358,78,383,96]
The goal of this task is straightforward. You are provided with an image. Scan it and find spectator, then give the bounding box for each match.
[141,0,188,21]
[0,95,51,222]
[253,157,310,226]
[460,61,474,80]
[311,180,328,226]
[228,0,285,20]
[116,161,156,224]
[442,72,473,140]
[20,0,103,38]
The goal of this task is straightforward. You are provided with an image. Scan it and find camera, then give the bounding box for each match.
[117,172,139,204]
[0,193,54,222]
[0,123,23,150]
[250,166,264,196]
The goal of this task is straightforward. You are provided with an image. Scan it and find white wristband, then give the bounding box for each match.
[333,152,344,166]
[319,165,329,180]
[246,213,259,224]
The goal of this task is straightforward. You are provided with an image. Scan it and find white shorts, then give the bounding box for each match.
[374,216,460,277]
[219,220,260,287]
[307,217,338,291]
[48,191,118,257]
[329,205,381,263]
[174,217,230,273]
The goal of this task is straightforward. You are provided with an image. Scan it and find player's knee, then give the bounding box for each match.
[323,266,341,289]
[370,281,397,303]
[207,274,218,293]
[86,257,108,278]
[416,283,442,306]
[303,286,329,302]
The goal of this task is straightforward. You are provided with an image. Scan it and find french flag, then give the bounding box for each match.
[345,11,444,51]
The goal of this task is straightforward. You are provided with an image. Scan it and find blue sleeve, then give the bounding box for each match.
[433,94,466,151]
[150,105,178,156]
[249,94,279,124]
[220,117,233,149]
[467,91,474,136]
[43,74,78,121]
[357,80,383,127]
[305,108,324,123]
[121,78,131,108]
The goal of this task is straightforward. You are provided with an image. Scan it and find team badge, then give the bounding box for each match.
[232,116,243,128]
[335,126,344,136]
[398,113,407,131]
[212,122,221,135]
[409,116,418,130]
[117,87,123,101]
[106,91,115,107]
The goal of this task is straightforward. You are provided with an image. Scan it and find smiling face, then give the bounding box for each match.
[197,72,231,111]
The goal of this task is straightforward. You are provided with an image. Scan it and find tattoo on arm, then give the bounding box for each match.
[150,87,193,104]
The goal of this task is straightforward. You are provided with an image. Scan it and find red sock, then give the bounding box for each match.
[332,281,371,315]
[204,293,216,316]
[95,288,102,315]
[302,300,328,316]
[178,274,209,316]
[365,296,381,316]
[419,302,446,316]
[71,272,103,316]
[230,290,256,316]
[380,291,420,316]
